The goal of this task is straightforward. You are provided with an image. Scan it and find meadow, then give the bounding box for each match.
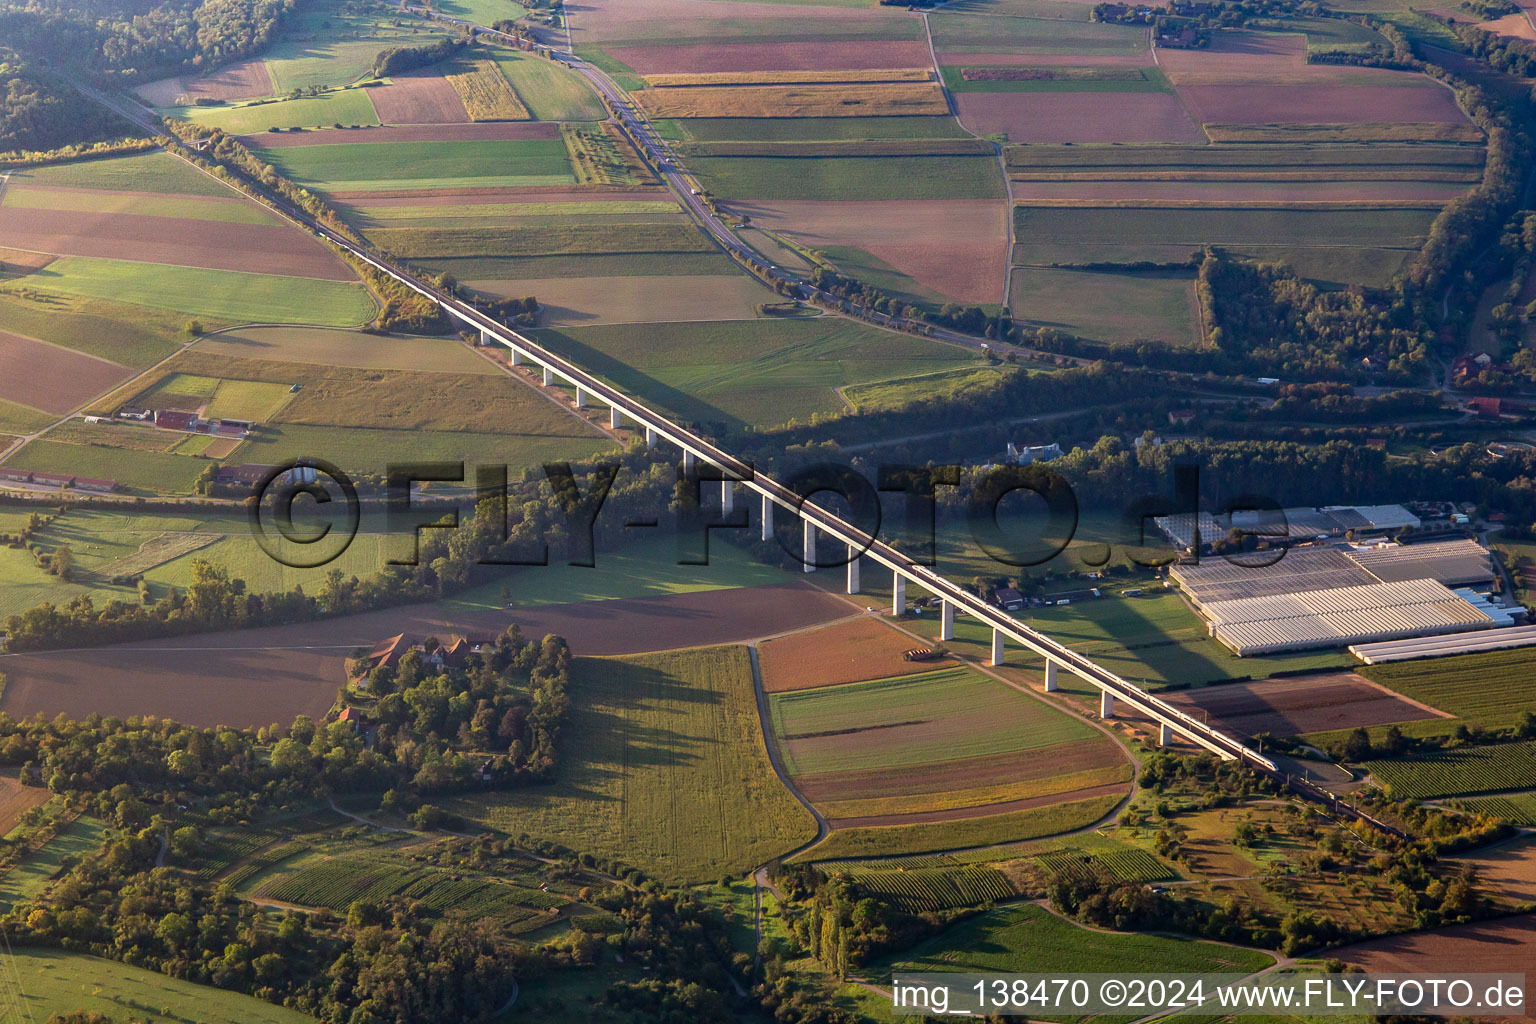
[883,902,1274,974]
[768,666,1098,775]
[252,137,575,192]
[1364,741,1536,799]
[3,440,209,495]
[493,53,607,121]
[10,258,376,327]
[418,252,737,281]
[1009,267,1201,347]
[174,89,383,134]
[528,318,983,431]
[800,793,1124,861]
[687,152,1006,201]
[0,819,108,909]
[448,647,820,883]
[368,220,712,258]
[239,422,616,479]
[8,947,316,1024]
[259,0,453,92]
[3,187,276,226]
[13,152,230,196]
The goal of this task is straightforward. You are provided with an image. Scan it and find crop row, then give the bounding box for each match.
[1365,740,1536,799]
[846,866,1018,912]
[1453,793,1536,825]
[264,855,562,922]
[1036,847,1172,885]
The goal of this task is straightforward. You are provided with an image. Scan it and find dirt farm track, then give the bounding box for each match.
[0,582,850,729]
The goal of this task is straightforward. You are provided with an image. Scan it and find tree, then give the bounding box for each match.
[50,544,72,580]
[170,825,203,858]
[1342,727,1373,761]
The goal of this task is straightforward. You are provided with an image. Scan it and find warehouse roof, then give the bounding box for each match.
[1203,578,1491,657]
[1171,546,1376,605]
[1343,538,1494,587]
[1153,511,1221,551]
[1350,623,1536,663]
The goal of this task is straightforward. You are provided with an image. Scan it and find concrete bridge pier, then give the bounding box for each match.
[721,479,734,514]
[1100,690,1115,719]
[645,426,659,447]
[542,366,555,386]
[1159,722,1172,747]
[575,386,589,408]
[991,628,1004,666]
[846,549,860,594]
[761,494,773,541]
[802,518,816,573]
[479,329,491,346]
[940,599,954,641]
[892,574,905,616]
[510,349,525,366]
[610,406,622,429]
[1044,659,1058,692]
[683,451,696,474]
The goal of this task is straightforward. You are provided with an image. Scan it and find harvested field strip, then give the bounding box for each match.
[1365,740,1536,799]
[956,91,1203,144]
[1205,123,1484,143]
[800,793,1124,861]
[671,116,971,142]
[945,64,1169,92]
[769,667,1097,775]
[93,532,221,579]
[1012,204,1438,249]
[1006,169,1483,183]
[1007,182,1471,202]
[632,83,950,119]
[1004,143,1485,169]
[346,201,679,224]
[367,71,471,126]
[845,866,1020,912]
[3,187,278,225]
[757,616,955,692]
[688,153,1006,201]
[645,69,935,87]
[827,782,1131,828]
[794,736,1128,802]
[1178,83,1470,124]
[680,139,993,157]
[446,59,532,121]
[599,40,934,74]
[368,221,713,258]
[816,762,1134,820]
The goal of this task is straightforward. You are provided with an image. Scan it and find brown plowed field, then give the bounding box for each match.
[1176,83,1470,124]
[570,0,906,43]
[735,199,1007,304]
[1334,914,1536,1020]
[0,330,132,414]
[605,40,934,73]
[938,51,1153,66]
[1007,180,1470,202]
[1452,836,1536,905]
[0,208,356,281]
[468,273,764,326]
[1479,11,1536,41]
[0,776,51,834]
[759,617,954,693]
[0,582,848,728]
[242,122,561,148]
[135,58,274,107]
[826,781,1128,829]
[1154,30,1305,73]
[632,82,949,119]
[955,92,1205,143]
[795,736,1124,802]
[1162,672,1447,738]
[366,70,471,125]
[0,248,55,278]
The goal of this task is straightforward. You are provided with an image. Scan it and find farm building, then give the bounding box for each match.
[30,472,75,489]
[154,410,201,431]
[72,477,116,493]
[994,586,1024,611]
[214,464,278,486]
[1202,578,1493,656]
[0,468,33,484]
[1153,511,1222,551]
[117,406,151,421]
[1005,442,1062,466]
[1345,539,1494,588]
[1350,623,1536,664]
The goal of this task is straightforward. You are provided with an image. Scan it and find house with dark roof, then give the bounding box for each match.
[154,410,201,431]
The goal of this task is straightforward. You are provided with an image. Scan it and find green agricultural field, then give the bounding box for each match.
[663,117,972,142]
[1454,792,1536,825]
[0,399,55,434]
[1360,650,1536,731]
[418,251,738,281]
[801,794,1124,860]
[251,137,574,192]
[367,220,712,259]
[1364,741,1536,799]
[842,365,1010,414]
[844,865,1021,913]
[445,535,793,611]
[931,12,1149,53]
[12,152,232,197]
[346,200,680,226]
[9,947,316,1024]
[943,65,1171,93]
[493,52,606,121]
[1003,143,1485,172]
[3,186,275,225]
[3,440,209,495]
[816,245,964,310]
[768,666,1098,775]
[173,88,383,134]
[688,153,1005,201]
[529,318,983,432]
[0,818,107,909]
[884,902,1274,974]
[432,0,528,27]
[259,0,455,92]
[0,291,189,368]
[194,326,499,373]
[1010,267,1201,347]
[13,258,377,327]
[1283,15,1389,52]
[237,422,615,479]
[449,647,819,883]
